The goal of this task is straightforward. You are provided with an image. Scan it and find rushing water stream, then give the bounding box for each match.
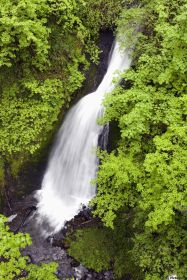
[36,41,131,235]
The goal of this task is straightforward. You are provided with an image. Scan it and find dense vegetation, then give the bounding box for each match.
[0,0,123,279]
[0,0,186,279]
[67,216,142,279]
[0,215,58,279]
[69,0,187,279]
[0,0,123,186]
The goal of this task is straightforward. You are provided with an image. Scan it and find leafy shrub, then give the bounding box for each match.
[92,0,187,279]
[0,214,58,280]
[68,219,142,279]
[68,227,113,272]
[0,0,123,179]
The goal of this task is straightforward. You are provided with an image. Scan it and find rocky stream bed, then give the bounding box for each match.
[7,193,114,280]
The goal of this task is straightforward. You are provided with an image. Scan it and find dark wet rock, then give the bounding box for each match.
[73,264,88,279]
[6,195,115,280]
[8,192,37,232]
[21,217,73,279]
[72,265,113,280]
[12,192,37,211]
[70,258,80,268]
[104,271,113,279]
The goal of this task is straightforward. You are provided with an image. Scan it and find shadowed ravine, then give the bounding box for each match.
[36,41,131,235]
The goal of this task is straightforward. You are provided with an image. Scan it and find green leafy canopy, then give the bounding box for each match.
[92,0,187,279]
[0,214,58,280]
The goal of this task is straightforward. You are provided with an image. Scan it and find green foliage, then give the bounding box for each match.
[0,215,30,279]
[0,0,122,179]
[68,227,113,272]
[79,0,125,35]
[0,0,50,70]
[132,214,187,280]
[9,156,26,178]
[0,214,58,280]
[92,0,187,279]
[68,217,142,279]
[0,158,5,184]
[26,263,58,280]
[49,0,87,39]
[0,78,65,155]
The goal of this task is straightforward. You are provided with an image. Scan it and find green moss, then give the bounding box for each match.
[68,227,113,272]
[9,156,25,179]
[0,158,5,184]
[67,216,142,279]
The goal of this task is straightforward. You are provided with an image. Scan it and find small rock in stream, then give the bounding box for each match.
[73,264,88,279]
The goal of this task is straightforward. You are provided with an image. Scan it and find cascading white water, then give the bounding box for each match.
[36,41,131,235]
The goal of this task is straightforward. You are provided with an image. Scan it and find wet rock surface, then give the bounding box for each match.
[7,192,114,280]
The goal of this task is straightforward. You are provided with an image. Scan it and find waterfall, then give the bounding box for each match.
[36,41,131,235]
